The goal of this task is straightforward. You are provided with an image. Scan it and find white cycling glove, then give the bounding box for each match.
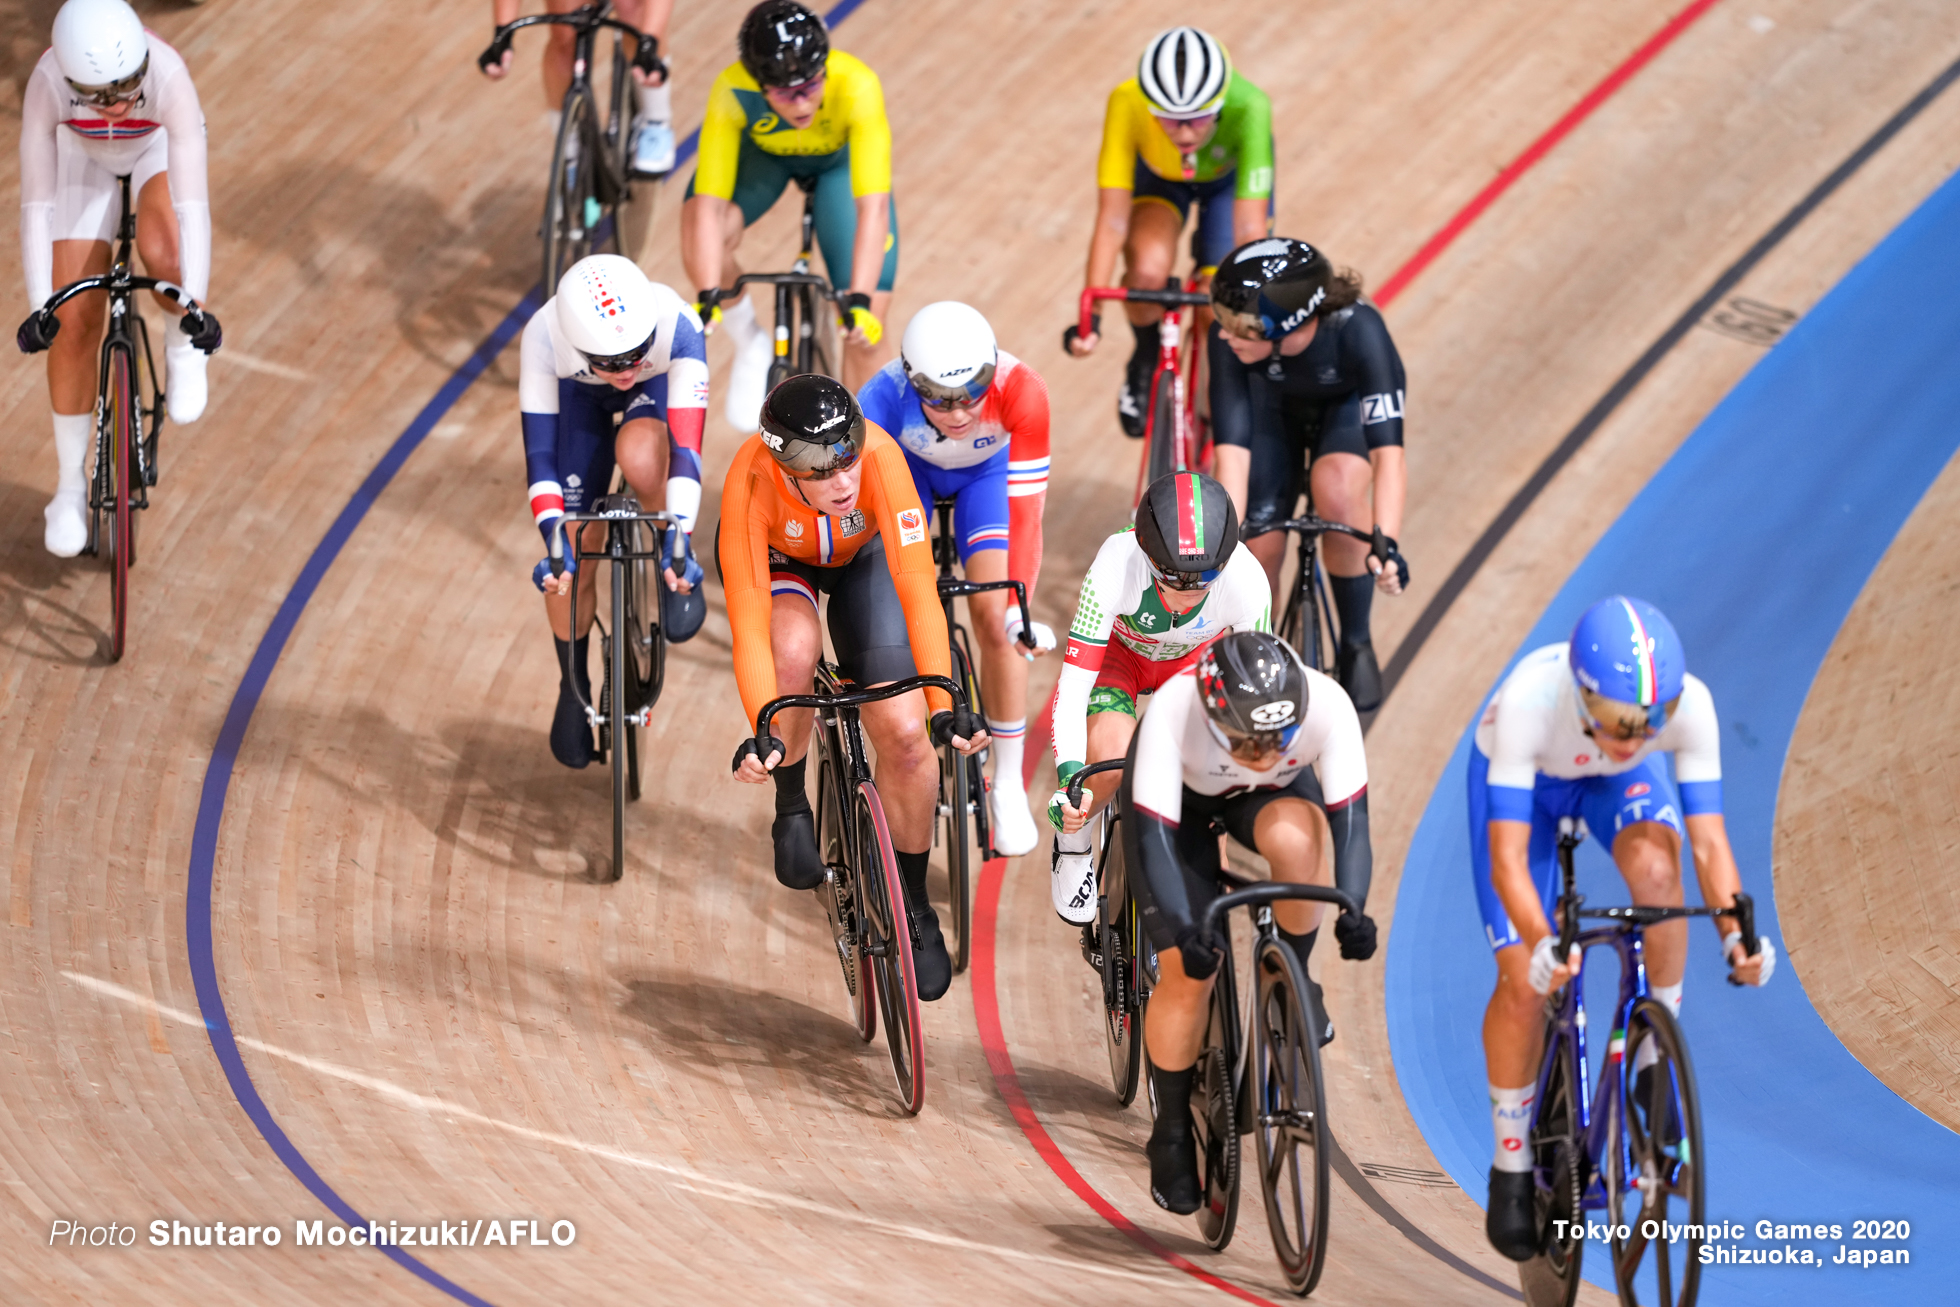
[1723,932,1777,986]
[1004,610,1056,655]
[1529,936,1581,995]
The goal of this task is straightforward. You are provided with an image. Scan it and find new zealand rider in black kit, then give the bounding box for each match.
[1206,238,1409,711]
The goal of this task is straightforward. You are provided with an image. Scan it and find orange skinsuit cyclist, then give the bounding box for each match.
[719,375,986,1001]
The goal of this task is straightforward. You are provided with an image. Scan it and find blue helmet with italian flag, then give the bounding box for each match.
[1568,596,1686,740]
[1135,471,1239,590]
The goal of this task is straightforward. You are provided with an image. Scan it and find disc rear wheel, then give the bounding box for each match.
[1520,1036,1586,1307]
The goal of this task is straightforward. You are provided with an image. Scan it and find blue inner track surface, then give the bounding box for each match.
[1388,166,1960,1303]
[181,3,872,1300]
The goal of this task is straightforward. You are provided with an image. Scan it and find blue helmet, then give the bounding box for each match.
[1568,596,1685,739]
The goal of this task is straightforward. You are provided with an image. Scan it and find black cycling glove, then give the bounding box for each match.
[929,707,983,748]
[1062,314,1100,353]
[17,310,59,354]
[1173,925,1222,981]
[631,34,667,82]
[1370,527,1410,588]
[731,735,785,773]
[181,309,222,353]
[1335,910,1379,961]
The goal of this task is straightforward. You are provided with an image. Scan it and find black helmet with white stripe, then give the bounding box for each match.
[1196,632,1308,755]
[1137,27,1230,119]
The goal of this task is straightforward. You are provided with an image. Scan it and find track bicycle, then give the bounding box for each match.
[751,671,969,1115]
[928,495,1037,973]
[545,495,685,882]
[1519,818,1763,1307]
[19,172,218,663]
[1243,514,1384,677]
[1077,282,1214,502]
[729,178,846,389]
[1145,849,1358,1295]
[479,1,664,294]
[1063,759,1150,1105]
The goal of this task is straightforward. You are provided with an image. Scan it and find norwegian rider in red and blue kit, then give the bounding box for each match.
[1475,597,1776,1260]
[522,254,709,768]
[858,301,1053,855]
[1208,238,1410,712]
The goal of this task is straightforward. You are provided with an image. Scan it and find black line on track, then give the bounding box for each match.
[1375,50,1960,709]
[1341,47,1960,1304]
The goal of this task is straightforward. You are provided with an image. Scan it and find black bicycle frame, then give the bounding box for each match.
[755,674,969,783]
[1535,821,1757,1217]
[545,501,685,725]
[1244,515,1377,673]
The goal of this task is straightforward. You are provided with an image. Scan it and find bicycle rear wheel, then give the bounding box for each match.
[1611,1000,1704,1307]
[858,780,924,1114]
[1098,821,1144,1105]
[814,719,875,1042]
[104,341,136,662]
[542,89,597,294]
[1144,367,1181,486]
[1253,936,1331,1295]
[1520,1032,1587,1307]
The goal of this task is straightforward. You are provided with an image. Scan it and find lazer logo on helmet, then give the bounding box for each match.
[1249,700,1296,727]
[812,410,850,433]
[760,431,785,451]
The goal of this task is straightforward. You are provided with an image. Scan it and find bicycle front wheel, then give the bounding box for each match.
[1611,999,1705,1307]
[857,780,923,1114]
[1144,367,1181,486]
[1252,936,1331,1295]
[104,341,136,662]
[542,89,597,294]
[813,720,875,1042]
[1098,824,1143,1105]
[606,548,629,882]
[1193,943,1242,1250]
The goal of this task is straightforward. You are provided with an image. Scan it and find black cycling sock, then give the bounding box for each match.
[1128,320,1161,375]
[1331,573,1374,650]
[1148,1061,1197,1136]
[554,636,591,692]
[1279,926,1317,978]
[771,757,811,816]
[896,849,931,912]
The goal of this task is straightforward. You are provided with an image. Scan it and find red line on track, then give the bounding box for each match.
[969,854,1286,1307]
[1373,0,1724,307]
[985,2,1725,1298]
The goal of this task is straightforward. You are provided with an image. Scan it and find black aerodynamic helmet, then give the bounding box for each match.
[1196,631,1309,753]
[739,0,829,88]
[1134,471,1239,590]
[1211,237,1335,341]
[758,373,866,479]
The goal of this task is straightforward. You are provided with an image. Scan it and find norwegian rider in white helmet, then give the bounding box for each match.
[17,0,219,558]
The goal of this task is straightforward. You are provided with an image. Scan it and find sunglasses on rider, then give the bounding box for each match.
[580,331,656,375]
[1151,561,1222,593]
[67,58,148,108]
[1212,719,1301,763]
[911,361,994,411]
[765,74,825,104]
[1578,688,1682,741]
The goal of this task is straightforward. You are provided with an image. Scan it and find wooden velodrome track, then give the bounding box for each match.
[3,0,1958,1302]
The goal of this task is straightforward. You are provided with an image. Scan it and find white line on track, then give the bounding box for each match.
[212,349,311,380]
[65,971,1167,1287]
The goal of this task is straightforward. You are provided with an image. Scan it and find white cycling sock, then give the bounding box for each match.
[989,717,1026,793]
[1055,824,1091,855]
[1633,982,1684,1073]
[636,78,670,122]
[545,109,561,137]
[721,292,759,344]
[1491,1083,1534,1173]
[52,411,90,495]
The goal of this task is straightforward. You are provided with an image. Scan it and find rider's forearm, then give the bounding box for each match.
[491,0,520,27]
[1325,790,1372,911]
[848,193,889,297]
[686,197,728,293]
[1489,820,1552,945]
[1084,188,1130,290]
[1685,813,1745,936]
[637,0,673,39]
[1230,196,1268,250]
[1369,445,1406,541]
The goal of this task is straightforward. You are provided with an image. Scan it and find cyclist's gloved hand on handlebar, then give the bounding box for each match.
[1368,528,1409,595]
[694,287,726,332]
[1724,932,1776,986]
[478,37,514,78]
[532,513,576,593]
[840,292,883,346]
[1528,935,1582,995]
[659,527,707,644]
[17,309,58,354]
[930,706,986,752]
[1004,610,1056,656]
[731,735,786,783]
[660,526,704,592]
[1048,761,1086,833]
[1334,910,1378,961]
[1173,926,1222,981]
[630,34,667,84]
[1063,314,1100,356]
[180,309,222,354]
